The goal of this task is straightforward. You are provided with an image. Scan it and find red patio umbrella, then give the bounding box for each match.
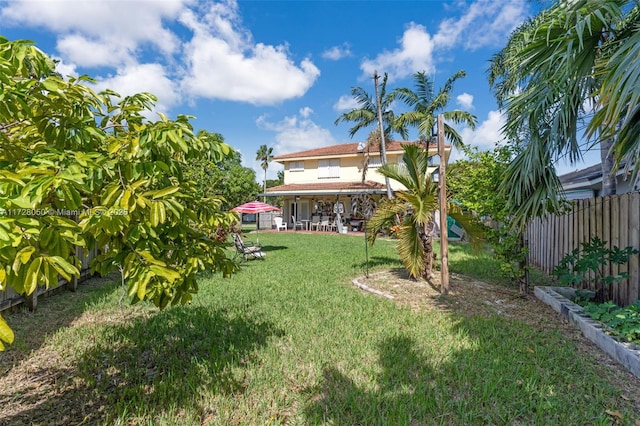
[231,201,281,241]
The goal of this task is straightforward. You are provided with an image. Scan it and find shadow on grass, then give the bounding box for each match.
[0,274,119,367]
[304,334,442,425]
[260,244,288,252]
[352,256,403,270]
[303,314,631,425]
[0,306,283,425]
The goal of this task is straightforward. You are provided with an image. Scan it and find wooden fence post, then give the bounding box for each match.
[25,291,37,312]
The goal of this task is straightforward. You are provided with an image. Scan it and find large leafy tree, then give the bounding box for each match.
[0,38,239,350]
[395,71,477,149]
[367,144,481,281]
[255,144,273,202]
[335,73,408,197]
[448,146,529,290]
[183,132,261,210]
[266,170,284,208]
[210,150,261,209]
[489,0,640,229]
[448,145,514,221]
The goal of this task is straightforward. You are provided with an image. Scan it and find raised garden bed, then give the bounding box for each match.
[535,286,640,378]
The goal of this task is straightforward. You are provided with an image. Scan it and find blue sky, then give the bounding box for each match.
[0,0,597,180]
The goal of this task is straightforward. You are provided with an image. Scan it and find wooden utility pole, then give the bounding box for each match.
[373,71,393,200]
[437,114,450,294]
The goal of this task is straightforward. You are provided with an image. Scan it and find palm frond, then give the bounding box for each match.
[396,220,424,279]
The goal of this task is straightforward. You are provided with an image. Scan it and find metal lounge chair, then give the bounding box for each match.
[232,233,265,261]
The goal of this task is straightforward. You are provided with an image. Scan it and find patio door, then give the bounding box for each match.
[290,200,310,224]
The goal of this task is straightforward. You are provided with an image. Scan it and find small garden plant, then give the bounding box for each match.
[552,236,638,303]
[552,236,640,344]
[583,301,640,344]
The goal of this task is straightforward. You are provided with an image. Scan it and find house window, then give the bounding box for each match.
[289,161,304,172]
[368,157,382,168]
[318,159,340,179]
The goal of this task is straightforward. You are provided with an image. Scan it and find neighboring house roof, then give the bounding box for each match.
[558,161,638,199]
[273,140,445,161]
[558,163,603,190]
[264,180,387,196]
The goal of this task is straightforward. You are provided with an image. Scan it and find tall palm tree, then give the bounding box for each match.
[489,0,640,229]
[335,72,408,198]
[367,144,481,281]
[394,70,477,150]
[255,144,273,202]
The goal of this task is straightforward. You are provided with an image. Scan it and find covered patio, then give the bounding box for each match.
[263,181,386,233]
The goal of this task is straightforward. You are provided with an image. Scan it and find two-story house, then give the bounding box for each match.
[264,140,449,229]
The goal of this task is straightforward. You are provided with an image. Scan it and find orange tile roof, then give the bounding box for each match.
[273,140,442,160]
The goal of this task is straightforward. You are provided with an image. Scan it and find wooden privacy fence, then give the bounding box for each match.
[0,245,99,313]
[526,192,640,306]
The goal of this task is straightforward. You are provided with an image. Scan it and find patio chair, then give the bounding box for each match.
[232,233,265,261]
[292,216,304,230]
[326,219,337,233]
[309,215,321,231]
[274,216,287,231]
[319,216,330,231]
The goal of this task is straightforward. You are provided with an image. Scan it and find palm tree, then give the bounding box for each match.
[255,144,273,202]
[335,72,408,198]
[367,144,481,281]
[394,70,477,149]
[488,0,640,229]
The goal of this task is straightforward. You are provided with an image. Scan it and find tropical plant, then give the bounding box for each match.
[395,70,476,149]
[552,236,638,303]
[0,37,239,350]
[366,144,482,281]
[255,144,273,202]
[335,72,408,197]
[488,0,640,229]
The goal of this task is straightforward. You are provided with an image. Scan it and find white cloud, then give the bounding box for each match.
[457,93,474,110]
[333,95,360,111]
[361,0,529,80]
[450,110,505,163]
[52,57,78,78]
[361,22,435,81]
[179,1,320,105]
[2,0,320,108]
[256,109,337,156]
[91,63,180,115]
[457,110,505,154]
[434,0,528,50]
[1,0,185,68]
[322,43,352,60]
[299,107,313,118]
[56,34,136,68]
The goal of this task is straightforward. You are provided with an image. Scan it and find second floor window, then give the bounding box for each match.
[318,159,340,179]
[289,161,304,172]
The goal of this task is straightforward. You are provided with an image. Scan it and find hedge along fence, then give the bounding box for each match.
[525,192,640,306]
[0,244,99,313]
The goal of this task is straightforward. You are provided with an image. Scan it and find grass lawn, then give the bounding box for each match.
[0,232,639,425]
